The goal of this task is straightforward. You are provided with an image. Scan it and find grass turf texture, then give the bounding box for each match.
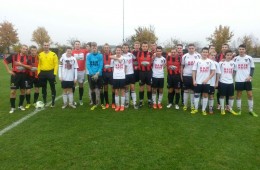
[0,62,259,169]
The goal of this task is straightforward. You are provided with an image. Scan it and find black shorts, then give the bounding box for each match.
[219,82,234,97]
[134,70,139,82]
[89,75,103,89]
[208,86,215,95]
[183,76,194,90]
[113,79,125,89]
[10,72,27,89]
[61,81,74,88]
[25,76,40,89]
[38,70,56,87]
[152,77,164,88]
[102,71,113,85]
[194,84,210,94]
[167,74,181,89]
[125,74,135,85]
[139,71,152,86]
[235,82,252,91]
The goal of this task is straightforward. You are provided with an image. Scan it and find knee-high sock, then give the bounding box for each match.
[184,92,189,107]
[190,93,194,108]
[202,97,208,111]
[125,90,129,104]
[34,93,39,103]
[194,93,200,110]
[220,98,225,111]
[131,91,137,105]
[19,95,25,106]
[229,99,234,110]
[248,99,253,112]
[209,99,214,111]
[158,93,163,104]
[63,93,68,105]
[152,93,156,104]
[104,91,109,104]
[68,92,74,105]
[121,96,125,106]
[236,99,241,110]
[79,87,84,100]
[175,93,180,105]
[26,94,31,104]
[115,95,119,106]
[168,92,173,104]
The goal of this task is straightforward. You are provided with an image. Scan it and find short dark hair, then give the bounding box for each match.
[156,46,163,50]
[91,42,97,47]
[66,47,72,50]
[188,43,195,47]
[222,43,229,47]
[177,44,183,47]
[142,41,148,45]
[122,43,129,47]
[30,45,37,49]
[225,49,233,56]
[116,45,122,49]
[74,40,80,44]
[201,47,209,52]
[239,44,246,49]
[209,44,215,48]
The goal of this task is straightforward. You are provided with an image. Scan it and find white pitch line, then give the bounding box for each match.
[0,95,63,136]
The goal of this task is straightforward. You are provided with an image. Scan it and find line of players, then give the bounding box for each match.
[3,41,257,117]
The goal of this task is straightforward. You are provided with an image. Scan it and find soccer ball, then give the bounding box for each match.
[35,101,45,109]
[141,61,150,66]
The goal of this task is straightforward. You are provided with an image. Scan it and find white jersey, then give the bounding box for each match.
[234,55,255,82]
[110,56,126,79]
[182,53,201,76]
[219,60,235,84]
[209,61,221,87]
[152,56,166,78]
[59,54,79,81]
[123,52,135,75]
[192,58,216,84]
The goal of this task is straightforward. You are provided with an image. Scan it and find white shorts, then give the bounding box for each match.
[77,71,85,83]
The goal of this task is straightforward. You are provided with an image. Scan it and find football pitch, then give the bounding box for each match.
[0,63,259,169]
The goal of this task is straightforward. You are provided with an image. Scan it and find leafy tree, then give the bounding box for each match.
[31,27,51,48]
[67,37,78,47]
[206,25,234,53]
[0,21,19,53]
[129,25,158,46]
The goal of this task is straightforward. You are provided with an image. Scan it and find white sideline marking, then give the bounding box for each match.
[0,95,63,136]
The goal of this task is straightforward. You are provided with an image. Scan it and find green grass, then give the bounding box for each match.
[0,61,259,169]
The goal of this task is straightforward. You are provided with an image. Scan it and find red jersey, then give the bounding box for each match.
[72,49,88,71]
[138,51,153,71]
[167,55,181,75]
[4,53,29,73]
[27,55,38,78]
[103,52,112,72]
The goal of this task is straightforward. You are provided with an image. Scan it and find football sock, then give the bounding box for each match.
[158,93,163,104]
[220,98,225,110]
[248,99,253,112]
[184,92,189,106]
[175,93,180,105]
[194,93,200,110]
[190,93,194,108]
[26,94,31,104]
[236,99,241,110]
[63,93,68,105]
[202,97,208,111]
[79,87,84,100]
[121,96,125,106]
[115,95,119,106]
[68,92,73,104]
[34,93,39,103]
[10,98,15,108]
[229,99,234,110]
[131,91,137,105]
[19,95,25,106]
[152,93,156,104]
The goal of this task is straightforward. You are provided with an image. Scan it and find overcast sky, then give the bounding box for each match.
[1,0,260,47]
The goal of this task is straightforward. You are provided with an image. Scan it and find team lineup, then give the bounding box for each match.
[2,41,258,117]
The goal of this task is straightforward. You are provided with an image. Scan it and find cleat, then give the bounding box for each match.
[112,103,116,109]
[120,106,125,111]
[209,109,214,114]
[183,106,187,111]
[175,104,179,110]
[134,104,139,109]
[79,100,83,106]
[153,104,157,109]
[9,108,15,114]
[202,111,207,116]
[217,104,221,110]
[74,101,77,106]
[125,103,129,108]
[101,104,106,110]
[90,105,97,111]
[105,104,109,109]
[139,102,143,108]
[61,104,67,109]
[167,103,173,108]
[115,106,120,112]
[237,110,242,115]
[50,104,55,108]
[18,106,25,111]
[249,111,258,117]
[225,105,230,111]
[191,109,198,114]
[25,104,31,109]
[69,104,76,109]
[221,109,226,115]
[158,104,163,109]
[229,109,238,116]
[191,106,195,111]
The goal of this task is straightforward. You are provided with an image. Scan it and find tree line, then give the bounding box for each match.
[0,21,260,57]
